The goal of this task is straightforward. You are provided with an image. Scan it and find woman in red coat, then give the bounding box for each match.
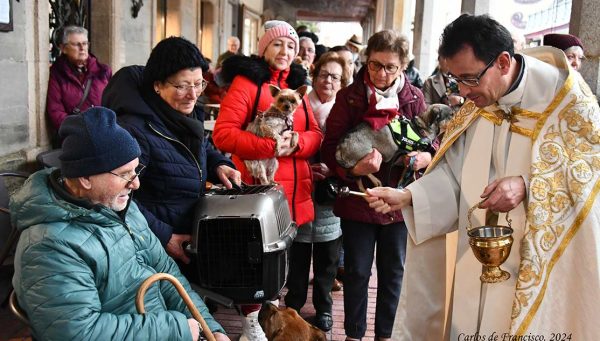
[212,20,322,341]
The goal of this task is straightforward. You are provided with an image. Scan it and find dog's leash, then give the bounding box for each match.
[397,155,418,189]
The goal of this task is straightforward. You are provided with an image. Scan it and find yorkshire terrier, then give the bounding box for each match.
[245,84,308,184]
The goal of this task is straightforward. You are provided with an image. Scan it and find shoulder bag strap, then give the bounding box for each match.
[72,78,93,115]
[251,82,263,122]
[302,98,309,131]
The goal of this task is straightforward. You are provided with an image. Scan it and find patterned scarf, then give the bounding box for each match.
[362,71,403,130]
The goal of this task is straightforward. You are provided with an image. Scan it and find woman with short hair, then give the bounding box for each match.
[47,25,112,144]
[321,30,430,341]
[284,51,350,332]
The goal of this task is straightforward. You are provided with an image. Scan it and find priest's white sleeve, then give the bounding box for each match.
[401,132,465,245]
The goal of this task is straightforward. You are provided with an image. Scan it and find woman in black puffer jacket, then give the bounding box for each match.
[102,37,240,269]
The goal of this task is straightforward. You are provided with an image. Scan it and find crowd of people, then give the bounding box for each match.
[10,13,598,341]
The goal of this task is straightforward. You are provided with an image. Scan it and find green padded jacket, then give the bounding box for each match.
[11,169,225,340]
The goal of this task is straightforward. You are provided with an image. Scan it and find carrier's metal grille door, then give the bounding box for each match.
[197,217,263,288]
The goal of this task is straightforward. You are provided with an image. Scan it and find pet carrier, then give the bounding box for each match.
[187,184,296,304]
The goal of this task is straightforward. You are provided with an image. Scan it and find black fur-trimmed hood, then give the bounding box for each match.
[220,55,307,90]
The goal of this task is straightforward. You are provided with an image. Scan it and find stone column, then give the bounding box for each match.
[91,0,120,70]
[0,0,49,169]
[383,0,395,29]
[412,0,424,69]
[570,0,599,96]
[414,0,462,76]
[461,0,490,15]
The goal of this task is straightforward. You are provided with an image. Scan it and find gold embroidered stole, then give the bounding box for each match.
[427,67,600,334]
[511,72,600,334]
[427,101,544,173]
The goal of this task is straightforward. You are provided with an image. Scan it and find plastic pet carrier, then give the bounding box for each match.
[188,184,296,304]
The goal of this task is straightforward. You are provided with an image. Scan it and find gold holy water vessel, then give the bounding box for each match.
[466,202,514,283]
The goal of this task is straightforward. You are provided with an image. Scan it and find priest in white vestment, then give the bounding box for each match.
[366,14,600,340]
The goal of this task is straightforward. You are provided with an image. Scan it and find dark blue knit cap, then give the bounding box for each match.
[59,107,141,178]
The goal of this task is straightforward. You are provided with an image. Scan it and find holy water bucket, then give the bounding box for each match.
[466,202,514,283]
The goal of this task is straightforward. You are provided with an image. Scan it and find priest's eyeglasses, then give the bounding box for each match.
[109,163,146,186]
[447,53,499,87]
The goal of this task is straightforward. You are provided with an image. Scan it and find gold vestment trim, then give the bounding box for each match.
[531,74,575,141]
[515,177,600,334]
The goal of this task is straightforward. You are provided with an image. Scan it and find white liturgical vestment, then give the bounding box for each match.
[393,47,600,340]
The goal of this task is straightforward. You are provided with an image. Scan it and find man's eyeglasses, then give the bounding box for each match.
[167,80,208,95]
[447,54,499,87]
[109,163,146,186]
[317,72,342,82]
[367,60,400,74]
[67,41,89,49]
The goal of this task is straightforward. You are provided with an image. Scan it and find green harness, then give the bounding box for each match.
[387,117,430,153]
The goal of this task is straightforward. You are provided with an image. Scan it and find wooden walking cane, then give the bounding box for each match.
[136,273,216,341]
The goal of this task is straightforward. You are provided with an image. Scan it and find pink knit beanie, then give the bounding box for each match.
[257,20,299,57]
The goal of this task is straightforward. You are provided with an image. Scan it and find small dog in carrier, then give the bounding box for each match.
[245,84,308,184]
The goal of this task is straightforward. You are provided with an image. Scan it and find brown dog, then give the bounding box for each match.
[245,85,308,184]
[258,303,327,341]
[412,103,454,141]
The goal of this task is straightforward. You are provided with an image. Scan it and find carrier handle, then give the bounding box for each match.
[136,273,216,341]
[268,222,298,252]
[467,199,512,231]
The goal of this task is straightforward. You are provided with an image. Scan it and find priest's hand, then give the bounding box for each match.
[365,187,412,213]
[479,176,526,212]
[350,149,382,176]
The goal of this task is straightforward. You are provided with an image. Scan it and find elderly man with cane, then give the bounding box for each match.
[11,107,230,340]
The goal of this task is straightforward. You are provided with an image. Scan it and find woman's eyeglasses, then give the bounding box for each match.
[109,163,146,186]
[367,60,400,74]
[167,80,208,95]
[317,72,342,82]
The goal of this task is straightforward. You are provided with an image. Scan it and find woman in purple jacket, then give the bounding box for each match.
[46,26,112,140]
[321,30,430,341]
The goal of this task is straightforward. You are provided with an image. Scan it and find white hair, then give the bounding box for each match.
[61,26,88,44]
[299,36,315,46]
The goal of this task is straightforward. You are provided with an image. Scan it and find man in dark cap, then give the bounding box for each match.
[543,33,585,70]
[11,107,230,340]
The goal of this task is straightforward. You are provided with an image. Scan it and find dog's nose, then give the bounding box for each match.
[283,104,290,111]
